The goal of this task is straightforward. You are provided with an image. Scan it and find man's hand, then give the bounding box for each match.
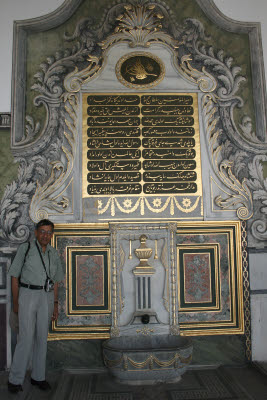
[52,303,58,321]
[52,282,59,321]
[13,302,19,314]
[11,277,19,314]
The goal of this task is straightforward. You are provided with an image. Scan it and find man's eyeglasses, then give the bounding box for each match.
[39,230,53,236]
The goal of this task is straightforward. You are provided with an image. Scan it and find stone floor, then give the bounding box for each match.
[1,364,267,399]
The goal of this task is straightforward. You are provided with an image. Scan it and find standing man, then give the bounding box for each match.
[7,219,64,393]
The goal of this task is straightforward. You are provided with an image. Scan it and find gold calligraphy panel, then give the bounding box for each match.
[83,93,202,200]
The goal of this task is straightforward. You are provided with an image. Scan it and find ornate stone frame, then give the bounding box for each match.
[1,0,266,247]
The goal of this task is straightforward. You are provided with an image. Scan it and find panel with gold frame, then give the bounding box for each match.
[49,223,111,340]
[82,92,203,220]
[67,246,111,315]
[178,244,220,312]
[177,221,244,336]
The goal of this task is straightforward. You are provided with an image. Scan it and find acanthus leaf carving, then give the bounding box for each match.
[239,116,262,144]
[179,54,217,92]
[64,56,103,93]
[29,94,78,222]
[246,155,267,241]
[0,159,38,243]
[18,116,41,146]
[179,19,246,103]
[214,160,253,220]
[176,15,267,232]
[202,93,253,220]
[99,2,181,50]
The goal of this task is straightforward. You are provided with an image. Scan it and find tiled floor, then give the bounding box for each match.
[1,364,267,399]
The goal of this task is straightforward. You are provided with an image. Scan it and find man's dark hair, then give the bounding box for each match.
[35,219,54,232]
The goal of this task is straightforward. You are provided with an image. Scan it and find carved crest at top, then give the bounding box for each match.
[99,2,180,49]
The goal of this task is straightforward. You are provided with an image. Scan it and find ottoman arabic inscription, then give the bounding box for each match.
[83,93,202,202]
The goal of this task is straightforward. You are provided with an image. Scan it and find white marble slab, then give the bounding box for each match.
[249,253,267,291]
[251,293,267,361]
[82,43,197,93]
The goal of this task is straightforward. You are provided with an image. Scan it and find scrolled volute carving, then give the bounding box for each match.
[251,220,267,242]
[180,19,245,104]
[202,93,253,220]
[179,55,217,93]
[214,160,253,220]
[0,159,35,243]
[64,56,103,93]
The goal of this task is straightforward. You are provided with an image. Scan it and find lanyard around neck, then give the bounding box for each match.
[35,240,50,278]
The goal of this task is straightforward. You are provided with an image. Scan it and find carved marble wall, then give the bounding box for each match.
[1,0,266,246]
[1,0,267,368]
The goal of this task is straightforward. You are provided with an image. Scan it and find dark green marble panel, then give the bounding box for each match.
[46,335,246,370]
[46,339,105,370]
[191,335,247,366]
[0,129,18,200]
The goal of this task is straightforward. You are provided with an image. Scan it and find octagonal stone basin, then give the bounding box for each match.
[102,335,193,385]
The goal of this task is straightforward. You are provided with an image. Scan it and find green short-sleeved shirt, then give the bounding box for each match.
[8,240,64,286]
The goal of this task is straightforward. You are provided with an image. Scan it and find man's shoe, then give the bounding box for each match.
[31,378,51,391]
[7,381,23,393]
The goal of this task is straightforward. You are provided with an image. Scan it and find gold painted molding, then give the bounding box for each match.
[176,220,244,336]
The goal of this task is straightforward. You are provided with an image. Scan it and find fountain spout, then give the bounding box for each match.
[141,314,150,324]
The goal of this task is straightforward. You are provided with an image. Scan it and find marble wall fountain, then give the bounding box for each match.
[103,225,193,384]
[103,335,193,385]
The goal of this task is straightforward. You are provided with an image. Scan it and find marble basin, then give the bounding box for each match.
[102,335,193,385]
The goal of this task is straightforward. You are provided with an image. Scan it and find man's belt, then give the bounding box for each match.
[20,282,45,290]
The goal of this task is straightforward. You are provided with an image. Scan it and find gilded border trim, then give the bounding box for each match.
[67,246,111,315]
[177,244,220,311]
[176,220,244,335]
